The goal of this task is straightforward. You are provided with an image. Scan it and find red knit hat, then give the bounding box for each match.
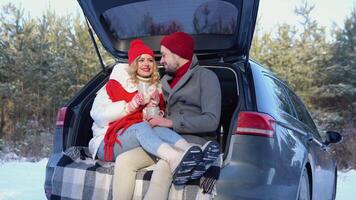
[160,32,194,60]
[128,39,155,65]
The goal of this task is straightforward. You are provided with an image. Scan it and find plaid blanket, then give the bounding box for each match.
[51,146,221,200]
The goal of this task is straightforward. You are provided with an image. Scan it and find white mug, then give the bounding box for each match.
[143,106,161,119]
[137,82,151,104]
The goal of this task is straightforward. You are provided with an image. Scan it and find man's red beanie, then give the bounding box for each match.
[160,32,194,60]
[128,39,155,65]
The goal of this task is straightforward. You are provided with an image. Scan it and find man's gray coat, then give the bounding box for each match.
[161,55,222,135]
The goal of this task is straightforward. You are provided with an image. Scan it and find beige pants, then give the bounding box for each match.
[113,147,172,200]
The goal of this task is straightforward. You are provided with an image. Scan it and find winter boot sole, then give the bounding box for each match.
[172,146,203,185]
[190,141,220,180]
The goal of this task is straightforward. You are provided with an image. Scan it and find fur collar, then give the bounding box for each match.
[109,63,137,93]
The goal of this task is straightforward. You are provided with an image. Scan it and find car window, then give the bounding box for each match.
[102,0,239,39]
[286,89,320,138]
[264,75,294,116]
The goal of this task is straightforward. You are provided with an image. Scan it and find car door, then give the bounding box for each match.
[287,89,336,200]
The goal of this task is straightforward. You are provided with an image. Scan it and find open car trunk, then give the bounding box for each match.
[45,1,260,198]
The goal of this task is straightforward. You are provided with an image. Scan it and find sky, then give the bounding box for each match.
[0,0,355,34]
[258,0,356,32]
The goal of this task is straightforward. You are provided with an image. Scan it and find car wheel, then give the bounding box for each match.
[298,168,311,200]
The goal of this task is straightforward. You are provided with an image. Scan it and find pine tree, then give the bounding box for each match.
[0,3,113,157]
[311,8,356,169]
[252,0,330,109]
[312,8,356,130]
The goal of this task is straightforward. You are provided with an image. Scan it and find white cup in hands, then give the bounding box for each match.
[143,106,161,120]
[137,82,153,104]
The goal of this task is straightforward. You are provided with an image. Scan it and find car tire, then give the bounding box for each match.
[298,168,311,200]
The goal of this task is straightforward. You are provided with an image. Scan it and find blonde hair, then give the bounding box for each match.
[126,55,160,86]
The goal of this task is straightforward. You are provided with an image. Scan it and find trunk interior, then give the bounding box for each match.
[63,61,243,158]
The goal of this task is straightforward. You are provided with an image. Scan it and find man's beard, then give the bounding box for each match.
[164,62,180,76]
[164,68,175,76]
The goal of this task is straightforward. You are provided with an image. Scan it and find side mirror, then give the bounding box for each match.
[324,131,342,145]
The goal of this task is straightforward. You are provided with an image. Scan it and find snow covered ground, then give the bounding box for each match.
[336,170,356,200]
[0,159,355,200]
[0,159,48,200]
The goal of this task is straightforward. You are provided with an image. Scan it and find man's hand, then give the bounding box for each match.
[148,116,173,128]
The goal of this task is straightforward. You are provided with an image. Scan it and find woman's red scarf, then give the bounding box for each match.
[103,80,143,161]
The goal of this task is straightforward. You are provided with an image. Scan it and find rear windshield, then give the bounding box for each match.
[103,0,239,39]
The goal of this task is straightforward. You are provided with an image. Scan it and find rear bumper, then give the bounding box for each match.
[216,134,304,200]
[216,161,298,200]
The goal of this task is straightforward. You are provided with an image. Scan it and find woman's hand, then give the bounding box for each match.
[125,92,145,113]
[148,89,160,107]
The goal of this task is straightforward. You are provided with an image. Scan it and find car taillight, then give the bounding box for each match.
[56,107,68,127]
[236,112,275,138]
